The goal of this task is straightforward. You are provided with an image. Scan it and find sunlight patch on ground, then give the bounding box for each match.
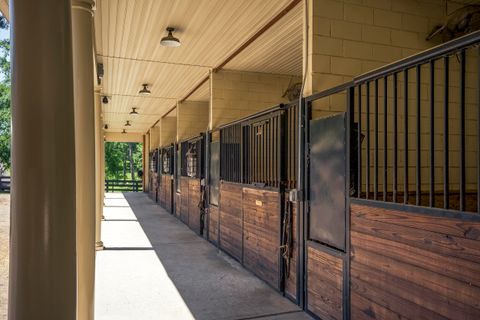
[96,193,194,320]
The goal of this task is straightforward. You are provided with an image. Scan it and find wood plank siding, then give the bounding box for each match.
[350,204,480,319]
[219,181,243,262]
[175,192,181,218]
[188,178,202,235]
[158,175,173,214]
[208,205,219,245]
[243,187,281,289]
[180,177,189,224]
[284,200,297,300]
[307,246,343,320]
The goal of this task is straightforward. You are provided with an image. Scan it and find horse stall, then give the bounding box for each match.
[209,103,299,299]
[302,34,480,319]
[177,135,206,235]
[148,149,159,201]
[158,145,174,214]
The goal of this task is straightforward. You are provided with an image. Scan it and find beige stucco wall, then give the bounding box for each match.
[160,117,177,146]
[306,0,478,195]
[210,70,301,129]
[306,0,446,95]
[177,101,209,141]
[149,126,160,149]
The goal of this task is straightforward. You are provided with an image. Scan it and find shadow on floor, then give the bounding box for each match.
[105,192,311,320]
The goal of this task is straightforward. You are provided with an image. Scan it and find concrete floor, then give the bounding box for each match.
[96,192,312,320]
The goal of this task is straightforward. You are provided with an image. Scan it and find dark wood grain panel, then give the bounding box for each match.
[149,173,158,201]
[243,187,280,289]
[219,181,243,262]
[351,205,480,263]
[188,178,202,234]
[209,205,219,245]
[350,204,480,320]
[175,192,181,218]
[180,177,189,224]
[307,245,343,320]
[164,175,173,213]
[284,201,297,301]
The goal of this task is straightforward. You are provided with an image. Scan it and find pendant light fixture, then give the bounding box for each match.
[125,120,131,127]
[130,107,139,115]
[160,27,181,47]
[138,84,151,96]
[122,129,127,134]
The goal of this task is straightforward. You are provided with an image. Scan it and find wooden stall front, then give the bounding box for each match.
[350,202,480,319]
[148,149,159,201]
[176,135,205,235]
[212,103,299,296]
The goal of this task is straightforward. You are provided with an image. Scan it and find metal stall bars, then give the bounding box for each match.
[353,29,480,213]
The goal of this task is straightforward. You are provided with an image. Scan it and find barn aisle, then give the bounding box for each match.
[95,192,311,320]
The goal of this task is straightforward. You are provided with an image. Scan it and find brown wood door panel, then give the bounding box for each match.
[306,245,343,320]
[242,187,281,290]
[219,182,243,261]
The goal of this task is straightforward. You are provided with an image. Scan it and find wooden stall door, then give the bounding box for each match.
[188,178,202,235]
[242,187,281,290]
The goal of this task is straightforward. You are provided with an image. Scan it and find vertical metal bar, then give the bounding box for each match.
[393,73,398,203]
[374,79,379,200]
[429,59,435,207]
[357,84,362,198]
[366,82,370,199]
[416,64,421,206]
[404,70,409,204]
[383,76,388,202]
[444,56,449,209]
[460,49,466,211]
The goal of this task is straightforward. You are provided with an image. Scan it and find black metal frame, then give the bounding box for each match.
[179,134,205,179]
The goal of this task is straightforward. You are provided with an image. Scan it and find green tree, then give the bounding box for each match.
[0,17,10,175]
[105,142,142,180]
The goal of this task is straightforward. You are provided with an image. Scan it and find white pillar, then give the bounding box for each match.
[95,93,104,250]
[9,0,77,319]
[72,1,96,319]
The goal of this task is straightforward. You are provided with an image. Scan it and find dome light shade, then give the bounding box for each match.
[125,120,131,127]
[139,84,151,96]
[130,107,138,115]
[160,27,181,47]
[122,129,127,134]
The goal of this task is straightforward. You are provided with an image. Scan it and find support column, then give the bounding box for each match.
[9,0,77,319]
[144,132,150,192]
[94,93,104,250]
[101,129,105,208]
[72,1,96,319]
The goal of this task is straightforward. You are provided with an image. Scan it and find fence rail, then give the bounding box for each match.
[105,179,142,192]
[0,176,10,192]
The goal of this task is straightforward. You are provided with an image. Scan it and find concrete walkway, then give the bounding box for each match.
[96,192,312,320]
